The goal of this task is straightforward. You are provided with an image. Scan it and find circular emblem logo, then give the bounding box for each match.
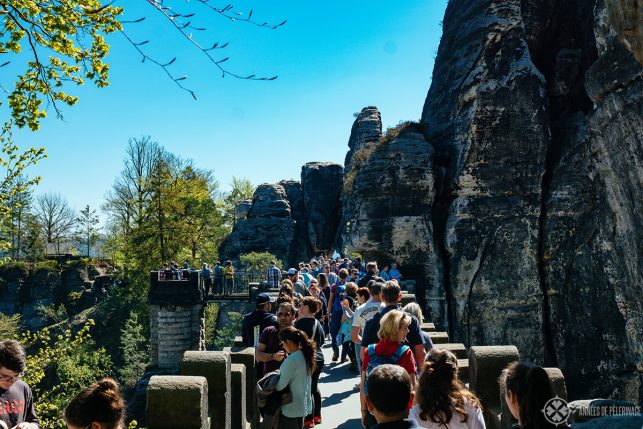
[542,396,570,426]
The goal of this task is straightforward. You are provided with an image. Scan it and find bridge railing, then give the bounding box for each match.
[152,269,264,296]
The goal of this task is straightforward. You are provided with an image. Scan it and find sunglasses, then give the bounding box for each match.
[0,372,22,382]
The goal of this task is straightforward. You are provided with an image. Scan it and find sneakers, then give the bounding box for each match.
[304,419,315,428]
[332,353,338,362]
[313,417,322,424]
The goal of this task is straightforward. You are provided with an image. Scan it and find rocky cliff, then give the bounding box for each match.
[220,163,343,267]
[0,260,117,331]
[221,0,642,402]
[410,0,641,401]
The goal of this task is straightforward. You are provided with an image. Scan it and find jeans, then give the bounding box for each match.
[329,311,342,355]
[305,363,323,421]
[224,277,234,294]
[213,277,223,294]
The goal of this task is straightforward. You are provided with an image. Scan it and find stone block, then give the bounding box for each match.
[457,359,469,384]
[224,347,257,426]
[428,331,449,344]
[420,322,436,332]
[544,367,567,400]
[434,343,467,359]
[400,293,416,306]
[231,364,247,429]
[146,375,209,429]
[182,350,231,429]
[469,345,519,429]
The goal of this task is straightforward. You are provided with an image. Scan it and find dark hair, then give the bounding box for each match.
[300,296,321,314]
[499,362,556,429]
[279,327,316,373]
[366,364,412,416]
[357,287,370,301]
[0,340,26,373]
[416,349,481,424]
[64,378,125,428]
[338,268,349,279]
[369,281,384,297]
[382,282,401,303]
[226,260,232,266]
[317,273,329,289]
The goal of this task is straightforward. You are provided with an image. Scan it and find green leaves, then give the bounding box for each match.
[1,1,123,131]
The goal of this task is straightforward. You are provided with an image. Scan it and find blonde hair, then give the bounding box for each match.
[378,310,411,341]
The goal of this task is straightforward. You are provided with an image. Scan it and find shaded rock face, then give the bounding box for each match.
[605,0,643,64]
[422,0,549,362]
[234,199,252,221]
[301,163,343,253]
[0,262,116,330]
[279,180,311,265]
[347,131,446,325]
[416,0,642,402]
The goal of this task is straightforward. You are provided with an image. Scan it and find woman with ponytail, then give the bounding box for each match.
[410,349,485,428]
[276,326,316,429]
[64,378,125,429]
[499,362,570,429]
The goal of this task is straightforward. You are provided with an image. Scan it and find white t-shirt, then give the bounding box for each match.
[352,300,384,331]
[409,401,486,429]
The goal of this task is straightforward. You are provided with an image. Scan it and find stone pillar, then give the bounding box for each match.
[428,331,449,344]
[148,271,205,369]
[231,364,247,429]
[223,347,257,428]
[433,343,467,359]
[146,375,209,429]
[182,350,232,429]
[469,345,520,429]
[400,293,416,306]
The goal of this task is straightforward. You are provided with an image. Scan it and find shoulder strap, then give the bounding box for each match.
[311,318,318,341]
[367,343,377,359]
[391,345,410,362]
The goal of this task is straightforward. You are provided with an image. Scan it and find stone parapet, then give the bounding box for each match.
[146,375,209,429]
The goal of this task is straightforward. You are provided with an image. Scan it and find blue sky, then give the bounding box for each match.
[7,1,448,215]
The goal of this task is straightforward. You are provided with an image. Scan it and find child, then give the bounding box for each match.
[364,364,419,429]
[0,340,39,429]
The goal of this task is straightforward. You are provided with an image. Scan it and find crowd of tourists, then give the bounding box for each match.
[0,256,568,429]
[238,258,569,429]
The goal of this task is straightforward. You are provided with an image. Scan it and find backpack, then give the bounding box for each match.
[331,284,346,313]
[364,343,409,394]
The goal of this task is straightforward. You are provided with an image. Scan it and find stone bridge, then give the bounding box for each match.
[143,271,638,429]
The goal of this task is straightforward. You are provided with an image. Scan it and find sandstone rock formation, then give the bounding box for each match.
[221,163,343,267]
[345,129,446,325]
[409,0,642,402]
[301,163,343,253]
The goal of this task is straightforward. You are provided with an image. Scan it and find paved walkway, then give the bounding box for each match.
[315,342,363,429]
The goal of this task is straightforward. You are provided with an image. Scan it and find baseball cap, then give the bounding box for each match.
[256,293,275,305]
[287,268,298,275]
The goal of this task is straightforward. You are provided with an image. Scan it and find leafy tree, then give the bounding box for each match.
[35,193,76,255]
[21,320,113,428]
[1,2,283,132]
[240,251,282,273]
[75,205,100,257]
[119,311,149,389]
[3,179,34,260]
[0,312,21,339]
[213,311,243,348]
[221,176,254,228]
